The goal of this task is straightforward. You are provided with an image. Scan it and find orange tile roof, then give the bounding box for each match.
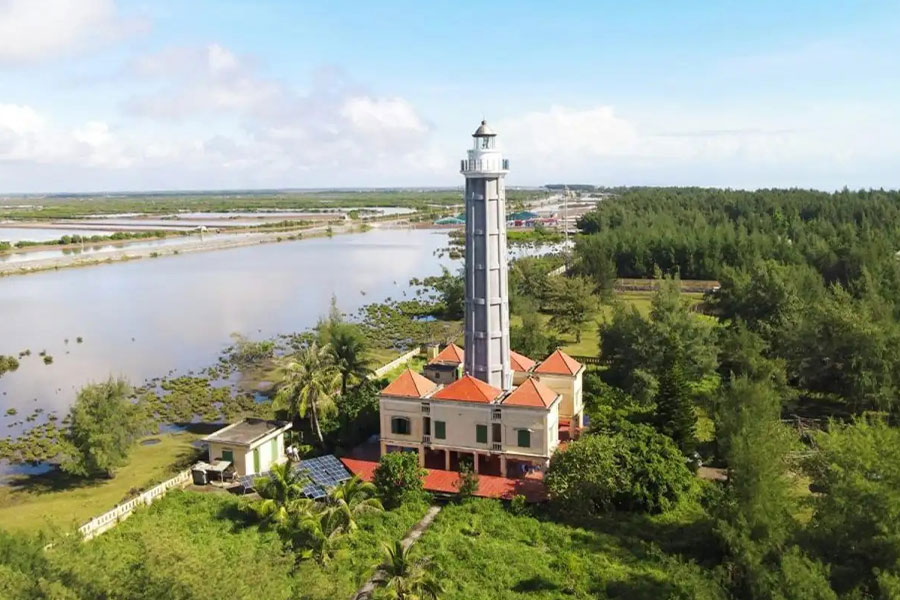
[534,349,583,376]
[381,368,437,398]
[502,377,559,408]
[430,343,464,365]
[431,374,502,403]
[509,350,536,372]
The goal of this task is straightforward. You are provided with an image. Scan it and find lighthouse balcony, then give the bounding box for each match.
[461,158,510,174]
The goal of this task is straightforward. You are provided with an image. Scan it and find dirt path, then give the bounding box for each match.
[352,504,442,600]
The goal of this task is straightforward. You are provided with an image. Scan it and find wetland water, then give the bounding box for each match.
[0,232,257,264]
[0,229,452,444]
[0,228,117,243]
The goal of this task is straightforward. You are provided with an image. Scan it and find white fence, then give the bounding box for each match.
[548,264,567,277]
[78,468,192,540]
[372,347,421,378]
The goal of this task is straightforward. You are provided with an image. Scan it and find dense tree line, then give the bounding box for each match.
[575,187,900,416]
[575,187,900,295]
[556,186,900,598]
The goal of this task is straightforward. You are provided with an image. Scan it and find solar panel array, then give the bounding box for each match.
[235,454,351,500]
[295,455,352,499]
[238,473,260,492]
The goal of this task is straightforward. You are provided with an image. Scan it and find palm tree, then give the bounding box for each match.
[327,475,383,531]
[281,503,347,564]
[377,540,443,600]
[329,325,372,395]
[251,461,312,525]
[274,342,340,445]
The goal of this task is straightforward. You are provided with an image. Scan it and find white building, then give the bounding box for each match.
[377,121,584,478]
[203,418,292,477]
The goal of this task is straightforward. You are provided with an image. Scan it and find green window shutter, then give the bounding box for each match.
[434,421,446,439]
[222,448,234,462]
[271,437,278,459]
[392,417,409,435]
[517,430,531,448]
[476,424,487,444]
[253,448,261,473]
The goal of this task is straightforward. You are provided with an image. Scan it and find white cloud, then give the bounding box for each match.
[0,103,131,168]
[493,103,900,187]
[497,105,638,163]
[0,104,45,134]
[122,46,438,176]
[341,97,428,137]
[0,0,140,64]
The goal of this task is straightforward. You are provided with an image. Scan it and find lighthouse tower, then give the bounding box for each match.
[460,121,512,390]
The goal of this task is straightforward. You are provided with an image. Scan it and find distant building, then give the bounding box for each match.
[378,121,584,478]
[434,216,465,225]
[507,210,539,222]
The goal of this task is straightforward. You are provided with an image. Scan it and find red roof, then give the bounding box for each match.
[430,343,464,365]
[432,374,502,403]
[340,457,548,502]
[381,368,437,398]
[509,350,536,372]
[502,377,558,408]
[534,349,582,376]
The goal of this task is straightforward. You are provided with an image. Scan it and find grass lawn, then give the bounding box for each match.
[366,346,404,369]
[39,491,428,600]
[379,355,428,381]
[510,290,705,359]
[0,432,202,533]
[415,498,725,600]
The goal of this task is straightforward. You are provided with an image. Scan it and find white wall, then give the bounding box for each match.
[497,404,558,458]
[206,430,287,477]
[380,395,557,459]
[511,370,530,386]
[535,369,583,420]
[380,397,425,447]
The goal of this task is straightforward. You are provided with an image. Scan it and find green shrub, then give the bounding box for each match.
[508,494,529,516]
[61,378,147,478]
[373,451,426,508]
[0,355,19,376]
[454,462,479,500]
[545,424,692,516]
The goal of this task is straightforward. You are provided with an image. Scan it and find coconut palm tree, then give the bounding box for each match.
[329,325,372,396]
[250,461,312,525]
[274,342,340,445]
[327,475,383,531]
[280,503,348,564]
[377,540,443,600]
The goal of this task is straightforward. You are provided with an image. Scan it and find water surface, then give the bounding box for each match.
[0,229,452,436]
[0,228,117,243]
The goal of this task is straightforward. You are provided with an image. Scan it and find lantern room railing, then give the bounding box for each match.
[461,158,509,173]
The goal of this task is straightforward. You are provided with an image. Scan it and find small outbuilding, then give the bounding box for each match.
[203,418,292,477]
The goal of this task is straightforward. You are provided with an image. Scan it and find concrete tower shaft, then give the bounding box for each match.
[460,121,512,390]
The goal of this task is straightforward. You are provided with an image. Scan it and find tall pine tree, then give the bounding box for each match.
[653,358,697,457]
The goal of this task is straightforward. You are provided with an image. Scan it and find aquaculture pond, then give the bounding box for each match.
[0,228,454,476]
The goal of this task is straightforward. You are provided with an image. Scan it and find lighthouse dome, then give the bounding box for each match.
[472,120,497,137]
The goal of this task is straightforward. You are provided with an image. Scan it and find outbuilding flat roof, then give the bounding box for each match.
[203,418,291,447]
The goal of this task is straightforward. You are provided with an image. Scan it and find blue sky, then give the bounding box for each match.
[0,0,898,192]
